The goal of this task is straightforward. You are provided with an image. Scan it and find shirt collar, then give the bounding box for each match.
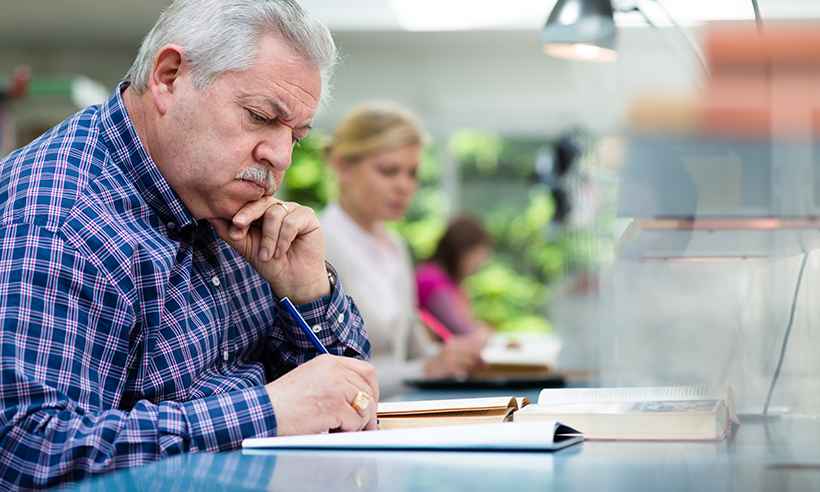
[99,82,198,236]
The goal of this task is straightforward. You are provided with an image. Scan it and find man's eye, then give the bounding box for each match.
[247,109,271,124]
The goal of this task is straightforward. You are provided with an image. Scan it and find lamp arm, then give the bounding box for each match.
[751,0,763,32]
[648,0,710,76]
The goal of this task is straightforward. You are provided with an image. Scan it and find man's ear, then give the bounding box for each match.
[147,44,186,115]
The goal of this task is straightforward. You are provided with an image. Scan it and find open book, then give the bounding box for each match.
[377,396,527,430]
[513,386,738,441]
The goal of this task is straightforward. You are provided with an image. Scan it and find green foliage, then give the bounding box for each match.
[464,262,550,331]
[393,214,446,263]
[453,129,558,180]
[282,134,335,210]
[449,130,502,176]
[482,188,566,283]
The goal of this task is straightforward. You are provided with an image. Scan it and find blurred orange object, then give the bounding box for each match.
[705,22,820,71]
[697,22,820,138]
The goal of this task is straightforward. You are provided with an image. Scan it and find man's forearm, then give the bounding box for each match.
[0,386,276,489]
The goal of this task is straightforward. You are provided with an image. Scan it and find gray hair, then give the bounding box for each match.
[125,0,337,106]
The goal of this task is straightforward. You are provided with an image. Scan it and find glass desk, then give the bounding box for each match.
[70,411,820,492]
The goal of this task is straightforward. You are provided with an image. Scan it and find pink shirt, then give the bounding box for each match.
[415,262,479,336]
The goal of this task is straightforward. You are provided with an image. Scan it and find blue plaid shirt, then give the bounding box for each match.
[0,84,370,488]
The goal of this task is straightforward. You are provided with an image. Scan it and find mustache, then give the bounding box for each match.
[235,166,276,195]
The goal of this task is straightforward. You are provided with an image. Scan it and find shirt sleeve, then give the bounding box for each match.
[0,223,277,488]
[267,271,371,376]
[424,288,483,336]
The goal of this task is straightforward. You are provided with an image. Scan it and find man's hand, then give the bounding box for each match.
[210,197,329,304]
[265,354,379,436]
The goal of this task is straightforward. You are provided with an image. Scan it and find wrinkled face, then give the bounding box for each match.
[160,34,321,220]
[338,144,421,223]
[459,244,490,279]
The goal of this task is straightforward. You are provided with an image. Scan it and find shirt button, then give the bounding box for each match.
[210,276,221,287]
[337,313,345,324]
[311,324,322,334]
[167,222,177,231]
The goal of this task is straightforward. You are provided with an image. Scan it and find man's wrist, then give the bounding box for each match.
[287,277,330,305]
[281,262,336,305]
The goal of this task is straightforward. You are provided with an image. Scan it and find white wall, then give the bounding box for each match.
[1,27,700,139]
[325,28,700,137]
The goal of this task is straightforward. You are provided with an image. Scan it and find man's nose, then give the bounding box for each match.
[253,128,294,171]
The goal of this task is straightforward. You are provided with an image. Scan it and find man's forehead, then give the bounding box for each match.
[243,36,321,106]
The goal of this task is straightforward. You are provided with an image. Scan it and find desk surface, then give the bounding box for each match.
[71,391,820,492]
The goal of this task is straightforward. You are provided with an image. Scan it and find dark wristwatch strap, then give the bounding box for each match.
[325,260,338,291]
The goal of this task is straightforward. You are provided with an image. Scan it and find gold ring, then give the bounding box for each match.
[351,390,371,414]
[275,201,289,213]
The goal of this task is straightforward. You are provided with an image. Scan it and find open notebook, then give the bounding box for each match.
[514,386,738,440]
[242,421,582,452]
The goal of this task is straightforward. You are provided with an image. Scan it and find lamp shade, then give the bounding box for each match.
[542,0,617,62]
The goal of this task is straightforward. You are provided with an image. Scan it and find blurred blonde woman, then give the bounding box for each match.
[321,103,483,397]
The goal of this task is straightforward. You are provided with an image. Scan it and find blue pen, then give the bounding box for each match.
[279,296,330,354]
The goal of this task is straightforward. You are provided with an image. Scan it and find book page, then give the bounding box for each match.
[378,412,512,430]
[537,385,722,406]
[243,421,578,450]
[378,397,516,416]
[519,400,722,416]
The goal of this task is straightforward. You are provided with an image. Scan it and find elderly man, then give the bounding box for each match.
[0,0,377,488]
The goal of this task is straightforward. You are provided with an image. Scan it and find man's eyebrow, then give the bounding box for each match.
[265,98,292,121]
[239,94,313,130]
[265,98,314,130]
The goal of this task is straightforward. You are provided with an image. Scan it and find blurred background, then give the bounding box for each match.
[2,0,820,415]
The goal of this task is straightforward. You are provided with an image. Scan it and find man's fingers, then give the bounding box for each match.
[344,385,374,430]
[274,206,305,259]
[345,373,377,418]
[210,218,249,249]
[232,196,277,228]
[336,400,370,432]
[335,357,379,402]
[259,204,287,262]
[312,354,379,405]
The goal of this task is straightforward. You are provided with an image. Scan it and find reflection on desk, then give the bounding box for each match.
[73,446,575,491]
[72,416,820,492]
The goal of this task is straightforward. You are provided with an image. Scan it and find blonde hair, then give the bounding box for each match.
[326,102,428,163]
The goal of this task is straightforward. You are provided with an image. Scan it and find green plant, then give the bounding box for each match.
[281,134,335,210]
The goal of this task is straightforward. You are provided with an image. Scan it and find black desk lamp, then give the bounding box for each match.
[541,0,617,62]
